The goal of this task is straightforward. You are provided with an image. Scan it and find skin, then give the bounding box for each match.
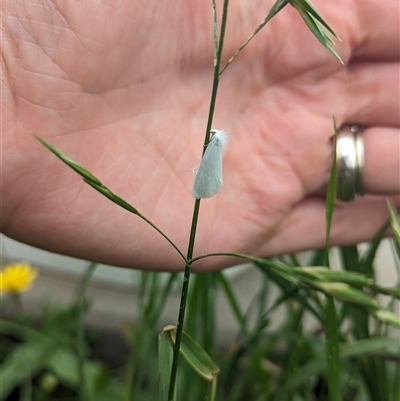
[2,0,399,271]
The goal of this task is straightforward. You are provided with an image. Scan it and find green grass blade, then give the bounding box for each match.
[387,200,400,245]
[291,0,340,39]
[290,0,343,63]
[340,246,361,273]
[315,282,379,310]
[150,273,179,326]
[325,297,342,401]
[374,309,400,328]
[33,134,102,186]
[34,134,186,262]
[283,337,400,394]
[82,178,138,215]
[293,266,372,286]
[361,216,393,274]
[325,117,338,265]
[168,327,220,382]
[159,327,176,401]
[308,248,327,266]
[220,0,290,74]
[216,271,248,335]
[323,117,341,401]
[202,273,218,354]
[76,262,97,401]
[256,263,325,324]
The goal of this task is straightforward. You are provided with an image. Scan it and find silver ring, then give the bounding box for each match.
[336,125,365,202]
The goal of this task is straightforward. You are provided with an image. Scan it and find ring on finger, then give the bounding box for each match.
[336,124,365,202]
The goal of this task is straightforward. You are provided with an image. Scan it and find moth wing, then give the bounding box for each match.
[192,137,224,199]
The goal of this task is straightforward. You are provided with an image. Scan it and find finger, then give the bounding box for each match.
[349,0,400,61]
[310,127,399,198]
[342,62,400,127]
[313,0,399,62]
[362,127,400,194]
[261,196,400,256]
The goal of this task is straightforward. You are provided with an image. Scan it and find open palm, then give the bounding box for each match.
[2,0,399,270]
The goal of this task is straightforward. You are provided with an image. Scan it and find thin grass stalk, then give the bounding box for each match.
[362,217,393,271]
[166,262,195,400]
[187,274,202,333]
[256,275,269,331]
[124,274,146,400]
[393,362,400,401]
[138,272,150,320]
[220,0,290,74]
[324,120,342,401]
[149,276,165,389]
[77,262,97,401]
[179,274,218,399]
[216,272,248,335]
[289,253,300,266]
[125,333,139,400]
[202,273,217,354]
[275,308,305,398]
[309,248,327,265]
[134,212,187,263]
[144,273,160,323]
[167,1,230,399]
[208,377,218,401]
[377,361,389,401]
[392,237,400,261]
[325,298,341,401]
[340,246,381,399]
[149,273,179,327]
[136,274,165,398]
[341,246,391,400]
[180,275,202,400]
[125,272,156,400]
[194,253,331,326]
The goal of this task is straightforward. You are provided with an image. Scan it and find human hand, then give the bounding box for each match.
[2,0,399,271]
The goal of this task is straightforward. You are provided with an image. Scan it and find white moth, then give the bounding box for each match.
[192,129,228,199]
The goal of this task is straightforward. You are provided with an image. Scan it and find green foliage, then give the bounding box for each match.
[0,311,110,401]
[11,1,397,400]
[2,237,399,401]
[290,0,343,63]
[387,200,400,246]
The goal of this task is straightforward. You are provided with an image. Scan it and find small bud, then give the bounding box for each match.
[293,267,372,286]
[374,309,400,328]
[314,282,378,309]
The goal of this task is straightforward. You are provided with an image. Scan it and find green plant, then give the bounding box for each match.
[3,0,397,400]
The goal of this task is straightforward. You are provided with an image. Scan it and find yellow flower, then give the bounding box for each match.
[0,262,39,294]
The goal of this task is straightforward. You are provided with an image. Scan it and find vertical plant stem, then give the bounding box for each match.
[393,362,400,401]
[167,2,230,399]
[150,273,179,327]
[204,0,229,145]
[340,246,383,399]
[125,273,143,400]
[256,275,268,329]
[325,297,341,401]
[209,377,218,401]
[167,203,200,401]
[10,293,24,315]
[202,273,217,354]
[324,117,341,401]
[217,272,248,335]
[77,262,97,401]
